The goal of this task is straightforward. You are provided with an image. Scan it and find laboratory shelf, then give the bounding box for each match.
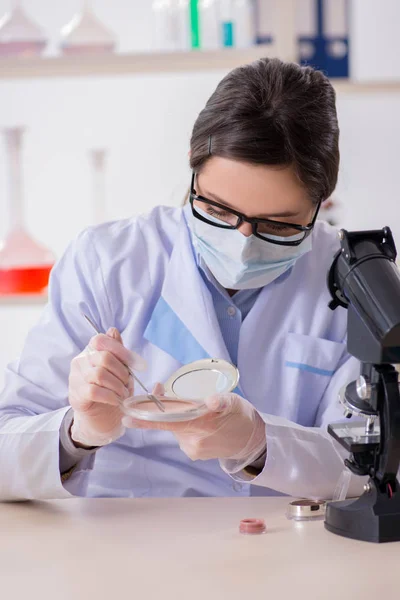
[0,294,47,305]
[334,80,400,93]
[0,45,277,80]
[0,50,398,92]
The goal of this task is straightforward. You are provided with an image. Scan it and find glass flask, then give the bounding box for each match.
[90,148,108,225]
[0,127,55,295]
[60,0,116,56]
[0,0,47,57]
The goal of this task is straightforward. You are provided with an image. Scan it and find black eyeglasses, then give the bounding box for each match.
[189,172,321,246]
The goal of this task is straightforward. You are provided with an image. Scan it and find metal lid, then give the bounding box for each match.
[287,499,326,521]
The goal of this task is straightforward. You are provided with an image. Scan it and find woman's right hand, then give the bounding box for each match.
[68,328,145,447]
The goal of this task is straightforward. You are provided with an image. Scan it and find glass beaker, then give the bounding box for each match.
[60,0,116,56]
[0,0,47,57]
[0,127,55,295]
[90,148,108,225]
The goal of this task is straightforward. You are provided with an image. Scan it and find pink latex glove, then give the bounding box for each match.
[69,328,145,447]
[122,387,267,473]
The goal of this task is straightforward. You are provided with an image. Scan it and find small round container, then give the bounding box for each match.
[286,499,326,522]
[123,396,208,423]
[239,518,267,535]
[122,358,239,423]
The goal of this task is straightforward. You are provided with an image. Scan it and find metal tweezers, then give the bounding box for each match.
[82,313,166,412]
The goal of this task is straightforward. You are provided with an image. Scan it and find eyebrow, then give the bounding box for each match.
[200,188,302,219]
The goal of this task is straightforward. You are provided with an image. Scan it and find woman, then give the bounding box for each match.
[0,58,364,501]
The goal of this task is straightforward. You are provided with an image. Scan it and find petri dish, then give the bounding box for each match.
[122,358,239,423]
[286,499,326,521]
[122,395,208,423]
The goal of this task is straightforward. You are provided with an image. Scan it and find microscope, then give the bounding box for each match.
[325,226,400,543]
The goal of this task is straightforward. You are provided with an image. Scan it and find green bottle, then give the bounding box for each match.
[190,0,201,49]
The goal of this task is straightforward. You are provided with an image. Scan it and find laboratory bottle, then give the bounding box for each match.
[233,0,255,48]
[152,0,190,52]
[190,0,201,49]
[152,0,175,52]
[220,0,234,47]
[0,128,55,295]
[0,0,47,57]
[175,0,190,51]
[60,0,116,56]
[199,0,220,50]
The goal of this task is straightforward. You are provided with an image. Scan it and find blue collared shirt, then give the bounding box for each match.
[198,259,261,366]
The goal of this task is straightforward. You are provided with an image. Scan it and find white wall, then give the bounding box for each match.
[350,0,400,80]
[1,0,400,388]
[336,93,400,236]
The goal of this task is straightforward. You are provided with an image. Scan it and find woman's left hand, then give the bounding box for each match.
[122,387,266,466]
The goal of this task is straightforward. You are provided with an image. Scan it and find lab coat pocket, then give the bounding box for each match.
[283,332,345,424]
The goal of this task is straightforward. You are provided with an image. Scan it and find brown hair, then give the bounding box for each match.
[189,58,339,205]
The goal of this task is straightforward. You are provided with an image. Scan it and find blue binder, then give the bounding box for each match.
[255,0,349,78]
[298,0,349,78]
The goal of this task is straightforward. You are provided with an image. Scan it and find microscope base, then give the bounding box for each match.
[325,487,400,543]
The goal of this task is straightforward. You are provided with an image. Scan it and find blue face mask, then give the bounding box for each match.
[190,207,313,290]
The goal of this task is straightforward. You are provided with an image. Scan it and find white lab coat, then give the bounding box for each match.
[0,206,366,501]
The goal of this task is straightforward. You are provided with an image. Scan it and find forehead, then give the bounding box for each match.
[197,157,311,216]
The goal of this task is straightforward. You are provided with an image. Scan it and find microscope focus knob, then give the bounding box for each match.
[356,376,371,400]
